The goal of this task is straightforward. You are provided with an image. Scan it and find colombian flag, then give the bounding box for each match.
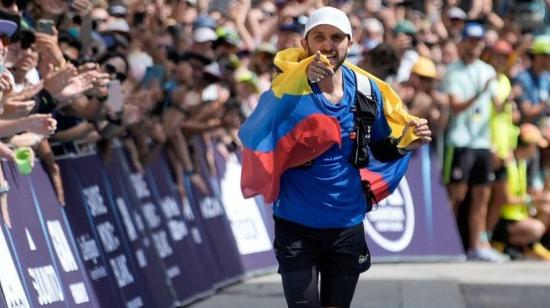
[238,48,419,204]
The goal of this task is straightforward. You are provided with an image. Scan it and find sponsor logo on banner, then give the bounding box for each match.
[27,265,64,305]
[47,221,79,273]
[220,154,272,255]
[364,177,415,252]
[0,227,31,308]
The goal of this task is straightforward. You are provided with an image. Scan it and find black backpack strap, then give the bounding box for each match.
[350,72,378,169]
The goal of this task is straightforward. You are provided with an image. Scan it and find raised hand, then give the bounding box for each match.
[307,50,334,83]
[25,114,57,136]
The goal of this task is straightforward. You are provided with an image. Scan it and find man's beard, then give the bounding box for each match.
[306,45,347,71]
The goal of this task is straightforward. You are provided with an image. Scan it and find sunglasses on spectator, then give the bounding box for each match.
[105,64,127,82]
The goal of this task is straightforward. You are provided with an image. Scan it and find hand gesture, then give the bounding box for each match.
[35,28,65,71]
[228,0,250,25]
[401,118,432,151]
[71,0,92,16]
[0,72,13,93]
[1,99,35,117]
[25,114,57,136]
[307,50,334,84]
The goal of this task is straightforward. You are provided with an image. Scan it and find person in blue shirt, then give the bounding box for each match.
[513,35,550,192]
[273,7,431,308]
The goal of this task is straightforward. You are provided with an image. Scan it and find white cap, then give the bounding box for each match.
[304,6,352,38]
[105,19,130,33]
[193,27,218,43]
[447,6,467,20]
[204,62,221,78]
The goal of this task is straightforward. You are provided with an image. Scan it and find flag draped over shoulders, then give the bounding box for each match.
[238,48,419,203]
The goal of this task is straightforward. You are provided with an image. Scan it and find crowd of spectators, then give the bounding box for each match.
[0,0,548,261]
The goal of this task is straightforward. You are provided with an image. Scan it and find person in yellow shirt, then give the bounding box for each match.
[486,40,520,234]
[492,123,550,260]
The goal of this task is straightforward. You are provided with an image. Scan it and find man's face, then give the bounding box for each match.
[301,24,352,71]
[461,37,484,59]
[489,53,509,72]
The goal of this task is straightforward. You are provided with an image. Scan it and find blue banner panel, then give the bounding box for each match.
[2,162,67,308]
[30,163,100,307]
[144,153,217,295]
[117,149,210,304]
[70,155,155,307]
[188,137,245,284]
[103,151,179,307]
[364,146,465,261]
[57,158,128,308]
[0,224,31,308]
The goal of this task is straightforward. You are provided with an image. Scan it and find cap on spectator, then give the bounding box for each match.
[411,57,437,79]
[193,27,217,43]
[529,35,550,55]
[108,2,128,17]
[236,70,260,93]
[447,7,467,20]
[461,22,485,40]
[491,40,514,55]
[185,0,197,5]
[216,28,240,47]
[204,62,221,78]
[192,15,217,31]
[394,20,416,35]
[520,123,548,148]
[104,19,130,34]
[0,9,20,39]
[255,42,277,55]
[304,6,352,38]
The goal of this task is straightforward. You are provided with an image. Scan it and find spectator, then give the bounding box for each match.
[492,123,550,260]
[442,22,508,261]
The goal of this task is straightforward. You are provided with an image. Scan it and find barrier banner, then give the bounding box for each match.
[101,155,178,308]
[364,146,465,261]
[57,158,126,307]
[113,147,214,303]
[0,224,31,308]
[29,164,100,307]
[214,149,276,274]
[0,285,7,308]
[188,137,244,283]
[71,155,154,307]
[2,162,67,307]
[144,154,216,296]
[119,150,210,303]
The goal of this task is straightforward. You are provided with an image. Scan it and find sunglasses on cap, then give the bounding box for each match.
[105,63,126,82]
